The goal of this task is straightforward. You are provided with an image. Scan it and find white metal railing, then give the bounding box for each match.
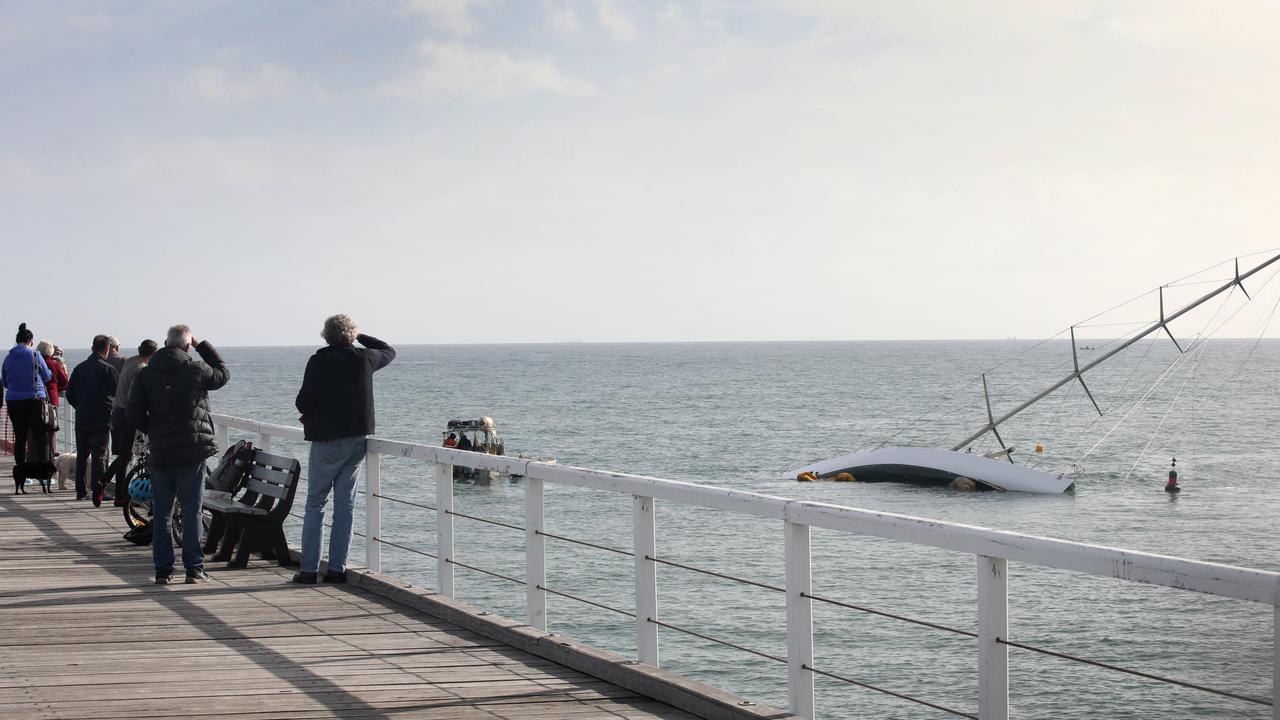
[209,412,1280,720]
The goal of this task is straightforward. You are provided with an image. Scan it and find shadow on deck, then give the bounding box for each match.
[0,486,702,720]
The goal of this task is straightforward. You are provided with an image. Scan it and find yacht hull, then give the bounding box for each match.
[787,447,1074,494]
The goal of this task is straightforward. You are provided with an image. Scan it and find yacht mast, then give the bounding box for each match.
[951,253,1280,452]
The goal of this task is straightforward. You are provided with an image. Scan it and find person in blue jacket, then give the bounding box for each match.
[1,323,53,494]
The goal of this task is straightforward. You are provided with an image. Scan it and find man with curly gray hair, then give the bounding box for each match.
[293,315,395,584]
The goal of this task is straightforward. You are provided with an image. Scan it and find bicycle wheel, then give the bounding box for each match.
[122,463,153,530]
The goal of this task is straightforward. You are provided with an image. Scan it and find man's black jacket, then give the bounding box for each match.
[66,354,118,432]
[296,334,395,442]
[127,342,230,469]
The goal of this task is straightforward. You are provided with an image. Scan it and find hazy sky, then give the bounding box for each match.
[4,1,1279,346]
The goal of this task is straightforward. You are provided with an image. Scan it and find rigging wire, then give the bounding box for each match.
[1035,263,1268,471]
[860,253,1280,455]
[1227,274,1280,382]
[1122,337,1207,481]
[1074,346,1197,466]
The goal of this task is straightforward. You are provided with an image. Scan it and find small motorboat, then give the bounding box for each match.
[443,417,505,483]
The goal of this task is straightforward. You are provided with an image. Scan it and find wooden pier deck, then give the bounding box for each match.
[0,483,702,719]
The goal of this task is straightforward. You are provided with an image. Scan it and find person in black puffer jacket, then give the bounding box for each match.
[127,324,230,585]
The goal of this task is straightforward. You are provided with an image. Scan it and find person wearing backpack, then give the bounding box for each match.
[2,323,53,494]
[127,325,230,585]
[292,314,395,585]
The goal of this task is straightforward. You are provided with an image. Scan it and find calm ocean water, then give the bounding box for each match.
[207,340,1277,718]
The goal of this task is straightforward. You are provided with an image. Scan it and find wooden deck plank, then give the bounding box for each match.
[0,488,699,720]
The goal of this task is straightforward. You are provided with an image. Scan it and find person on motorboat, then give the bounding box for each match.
[444,433,458,448]
[457,433,473,452]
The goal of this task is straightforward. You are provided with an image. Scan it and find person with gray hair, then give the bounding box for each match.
[105,336,125,373]
[127,325,229,584]
[292,314,395,584]
[35,339,69,463]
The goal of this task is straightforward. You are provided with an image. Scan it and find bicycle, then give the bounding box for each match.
[121,434,211,546]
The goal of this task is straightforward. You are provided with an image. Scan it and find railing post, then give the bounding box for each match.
[525,477,546,630]
[633,495,659,665]
[1273,605,1278,720]
[257,431,271,452]
[436,462,454,597]
[785,520,815,719]
[978,555,1009,720]
[61,403,69,453]
[365,446,380,573]
[214,423,228,454]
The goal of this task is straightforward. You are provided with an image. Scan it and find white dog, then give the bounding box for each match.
[53,453,77,491]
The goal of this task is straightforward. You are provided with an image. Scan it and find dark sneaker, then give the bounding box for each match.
[155,572,173,585]
[185,569,210,584]
[291,571,318,585]
[91,487,102,508]
[322,570,347,584]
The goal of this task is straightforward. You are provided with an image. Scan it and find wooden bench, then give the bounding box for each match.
[203,449,301,568]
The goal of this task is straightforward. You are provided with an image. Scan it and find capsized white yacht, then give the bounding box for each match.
[787,447,1074,493]
[788,253,1280,495]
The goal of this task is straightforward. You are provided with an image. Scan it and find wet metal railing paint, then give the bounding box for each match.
[209,412,1280,720]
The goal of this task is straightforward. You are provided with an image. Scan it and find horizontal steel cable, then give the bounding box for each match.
[446,509,524,532]
[446,558,526,586]
[646,618,786,664]
[804,665,976,719]
[538,584,635,618]
[373,536,437,559]
[536,530,633,557]
[802,592,977,638]
[373,492,436,512]
[999,638,1271,707]
[645,555,784,594]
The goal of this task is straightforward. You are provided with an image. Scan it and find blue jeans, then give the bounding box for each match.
[301,437,366,574]
[151,462,205,574]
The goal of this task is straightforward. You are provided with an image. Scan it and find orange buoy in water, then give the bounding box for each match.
[834,472,856,482]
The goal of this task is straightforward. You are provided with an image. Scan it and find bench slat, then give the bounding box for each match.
[244,477,287,499]
[254,450,299,470]
[221,505,270,516]
[250,464,293,487]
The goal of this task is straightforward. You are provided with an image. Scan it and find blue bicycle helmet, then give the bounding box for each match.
[128,475,153,502]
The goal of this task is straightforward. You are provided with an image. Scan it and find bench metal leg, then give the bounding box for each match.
[230,524,255,568]
[204,511,227,554]
[214,517,245,563]
[271,526,296,566]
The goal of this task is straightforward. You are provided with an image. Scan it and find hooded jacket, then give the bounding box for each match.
[295,333,395,441]
[127,341,230,469]
[1,345,52,401]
